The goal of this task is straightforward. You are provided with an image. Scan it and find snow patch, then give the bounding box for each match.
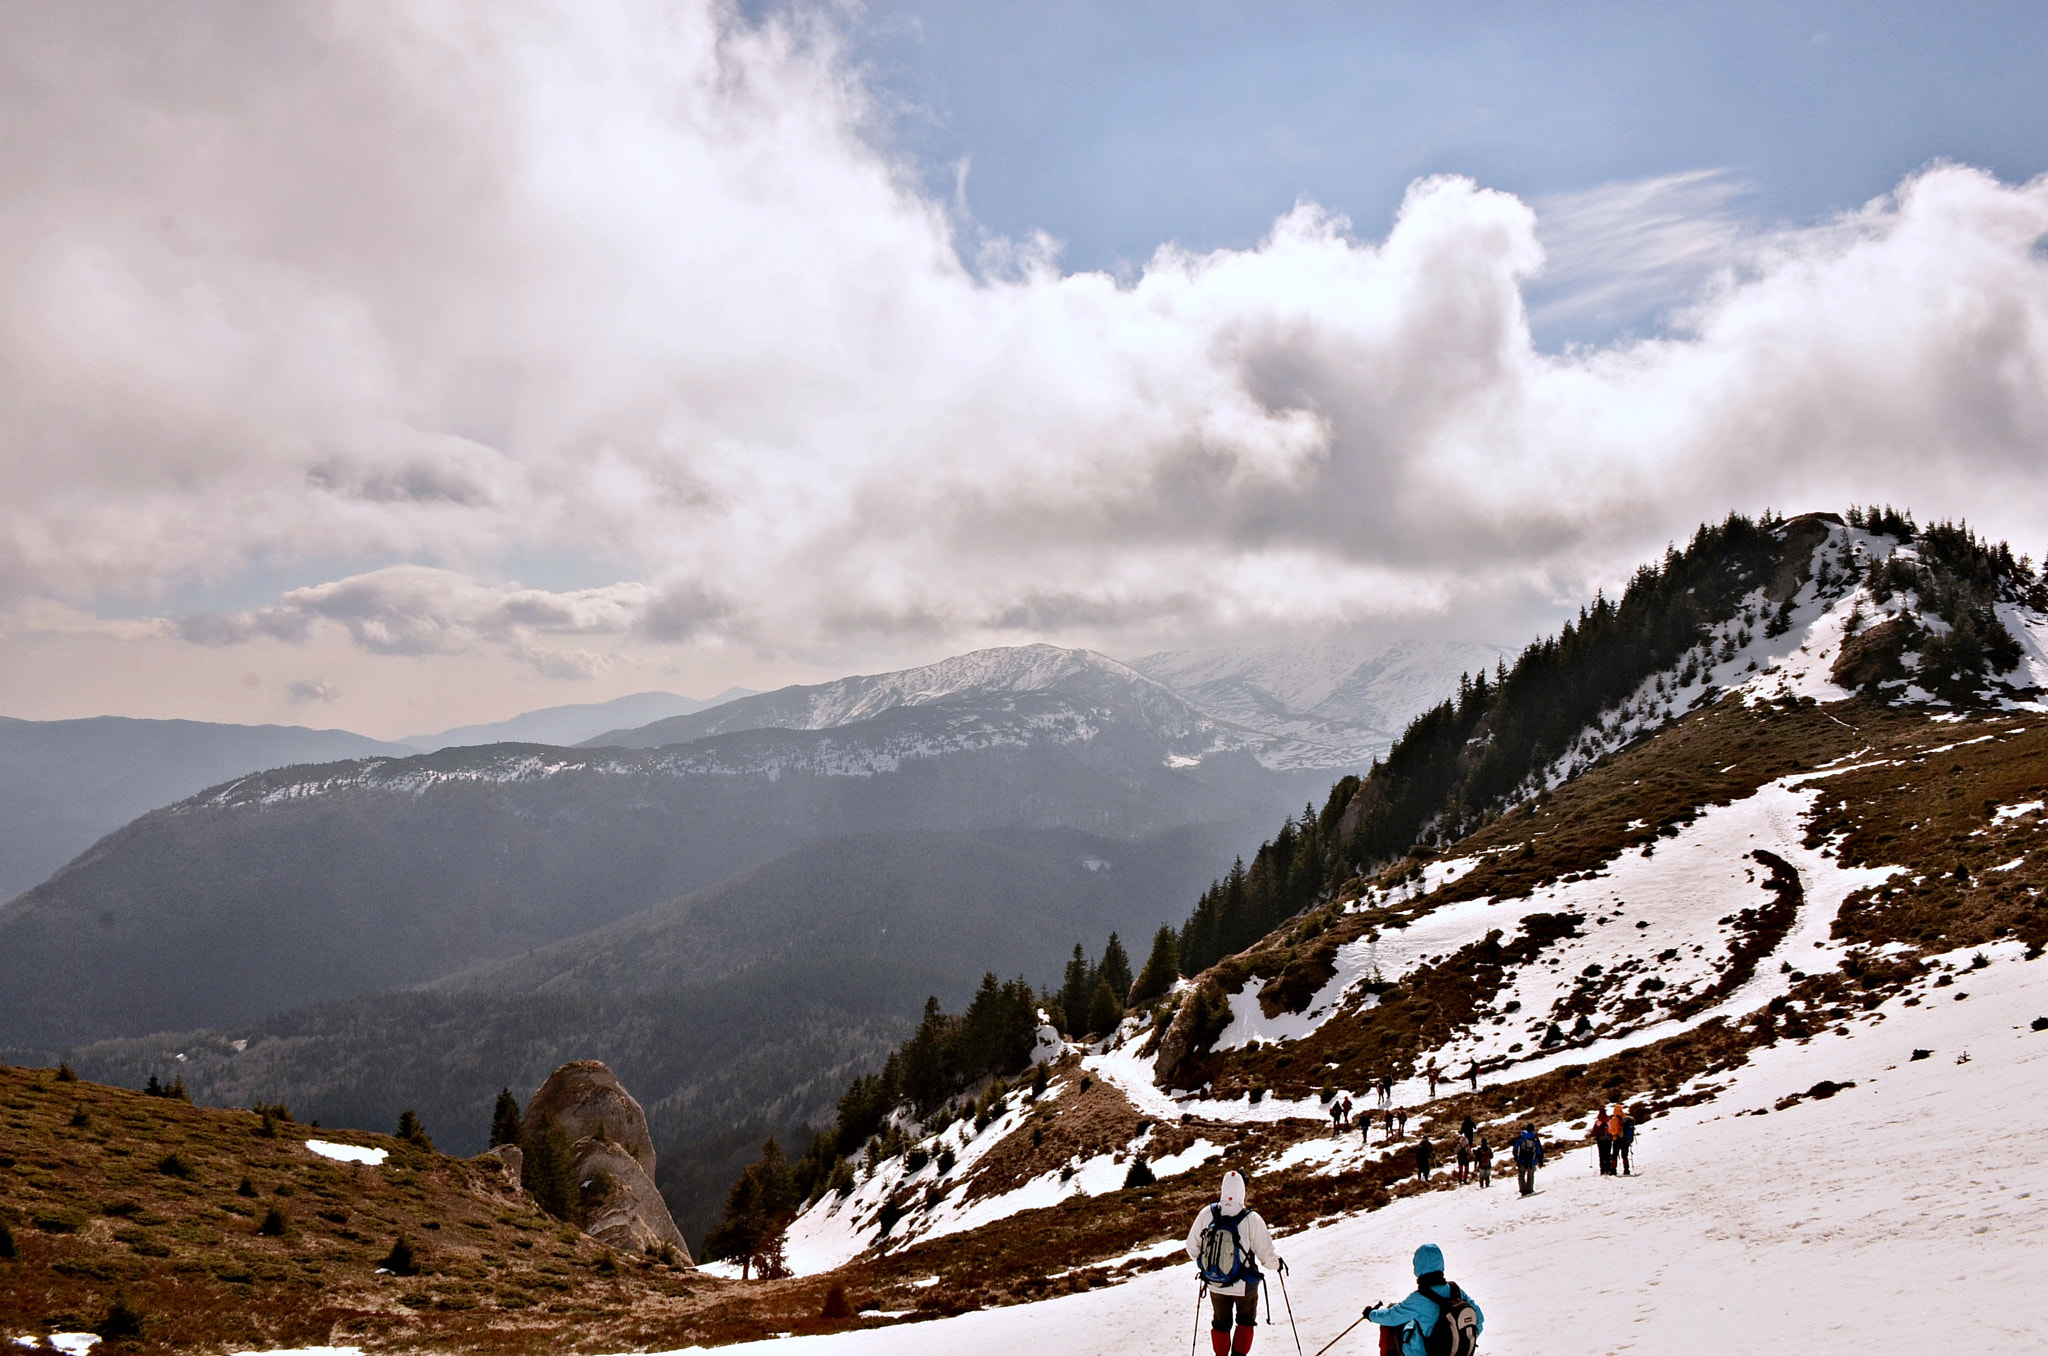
[305,1140,387,1166]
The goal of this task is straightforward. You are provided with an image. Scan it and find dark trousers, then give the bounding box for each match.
[1618,1143,1633,1175]
[1517,1163,1535,1195]
[1596,1137,1616,1175]
[1478,1160,1491,1187]
[1211,1284,1258,1329]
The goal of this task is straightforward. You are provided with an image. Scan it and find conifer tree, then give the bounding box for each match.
[1097,933,1133,1011]
[1085,978,1121,1036]
[706,1137,801,1279]
[396,1109,434,1151]
[1058,944,1094,1035]
[521,1114,579,1222]
[1128,924,1180,1006]
[899,996,957,1114]
[489,1088,522,1149]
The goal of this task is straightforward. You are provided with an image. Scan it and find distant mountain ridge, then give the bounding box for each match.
[403,687,757,751]
[0,716,412,900]
[580,646,1221,751]
[580,641,1489,773]
[1128,639,1515,770]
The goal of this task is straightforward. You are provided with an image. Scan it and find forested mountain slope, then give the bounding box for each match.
[727,510,2048,1313]
[0,716,410,899]
[0,668,1320,1049]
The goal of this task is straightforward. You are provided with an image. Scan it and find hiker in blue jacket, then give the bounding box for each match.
[1511,1123,1544,1196]
[1365,1244,1484,1356]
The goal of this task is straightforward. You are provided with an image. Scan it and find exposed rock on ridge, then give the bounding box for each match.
[523,1060,690,1262]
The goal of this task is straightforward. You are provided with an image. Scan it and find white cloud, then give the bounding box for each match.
[285,678,341,705]
[2,1,2047,726]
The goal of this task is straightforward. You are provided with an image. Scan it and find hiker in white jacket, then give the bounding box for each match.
[1185,1169,1284,1356]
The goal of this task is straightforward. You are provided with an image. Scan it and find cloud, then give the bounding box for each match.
[2,0,2047,700]
[180,566,658,673]
[285,678,340,704]
[1528,169,1754,335]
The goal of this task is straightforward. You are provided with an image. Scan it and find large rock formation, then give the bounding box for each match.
[573,1139,689,1259]
[522,1060,690,1262]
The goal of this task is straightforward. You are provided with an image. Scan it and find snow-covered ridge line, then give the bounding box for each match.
[1531,521,2048,796]
[181,701,1122,808]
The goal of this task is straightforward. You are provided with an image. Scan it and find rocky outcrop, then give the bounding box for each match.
[522,1060,658,1179]
[469,1143,524,1198]
[1153,981,1234,1089]
[573,1138,689,1259]
[522,1060,690,1263]
[1832,616,1917,693]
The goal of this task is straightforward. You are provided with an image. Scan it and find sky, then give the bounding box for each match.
[2,1,2047,739]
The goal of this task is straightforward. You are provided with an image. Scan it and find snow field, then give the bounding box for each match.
[1091,770,1898,1122]
[665,941,2048,1356]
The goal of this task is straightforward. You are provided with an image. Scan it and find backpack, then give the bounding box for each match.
[1420,1283,1479,1356]
[1196,1206,1252,1287]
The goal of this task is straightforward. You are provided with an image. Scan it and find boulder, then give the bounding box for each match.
[574,1137,691,1261]
[522,1060,690,1264]
[480,1143,522,1183]
[522,1059,658,1179]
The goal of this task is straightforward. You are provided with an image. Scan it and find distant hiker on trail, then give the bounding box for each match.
[1360,1111,1371,1146]
[1598,1102,1628,1176]
[1187,1169,1283,1356]
[1379,1075,1393,1108]
[1617,1107,1637,1176]
[1512,1124,1544,1196]
[1454,1138,1471,1184]
[1593,1105,1616,1176]
[1425,1063,1441,1098]
[1459,1114,1476,1145]
[1474,1137,1493,1188]
[1466,1059,1479,1092]
[1364,1243,1484,1356]
[1414,1137,1433,1182]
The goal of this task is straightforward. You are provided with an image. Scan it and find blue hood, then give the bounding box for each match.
[1414,1243,1444,1276]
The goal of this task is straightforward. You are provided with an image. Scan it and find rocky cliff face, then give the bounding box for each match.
[523,1060,659,1177]
[523,1060,691,1263]
[574,1138,690,1259]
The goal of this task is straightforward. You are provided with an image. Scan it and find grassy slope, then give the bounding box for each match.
[0,1066,901,1353]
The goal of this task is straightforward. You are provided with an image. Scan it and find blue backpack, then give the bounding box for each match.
[1196,1205,1253,1286]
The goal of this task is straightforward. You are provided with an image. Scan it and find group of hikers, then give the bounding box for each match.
[1186,1169,1482,1355]
[1322,1076,1636,1199]
[1409,1119,1548,1197]
[1174,1098,1641,1354]
[1591,1102,1636,1176]
[1324,1060,1485,1144]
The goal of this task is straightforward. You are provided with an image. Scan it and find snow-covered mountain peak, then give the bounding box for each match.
[1129,638,1514,770]
[581,643,1223,752]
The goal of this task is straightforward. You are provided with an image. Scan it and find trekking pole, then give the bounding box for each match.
[1311,1316,1366,1356]
[1277,1270,1305,1356]
[1191,1282,1204,1356]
